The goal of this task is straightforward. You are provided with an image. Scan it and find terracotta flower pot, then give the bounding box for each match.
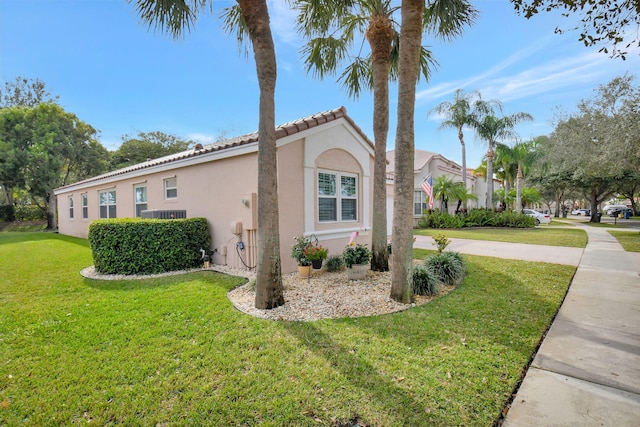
[298,265,312,278]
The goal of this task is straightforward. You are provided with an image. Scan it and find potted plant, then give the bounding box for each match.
[343,243,371,280]
[304,244,328,269]
[291,235,312,277]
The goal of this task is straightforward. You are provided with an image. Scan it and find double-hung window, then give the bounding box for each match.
[99,190,116,218]
[413,190,427,215]
[68,196,74,219]
[164,177,177,200]
[81,194,88,219]
[318,171,358,222]
[135,185,147,217]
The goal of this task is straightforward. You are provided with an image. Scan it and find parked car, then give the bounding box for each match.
[571,208,591,216]
[523,209,552,225]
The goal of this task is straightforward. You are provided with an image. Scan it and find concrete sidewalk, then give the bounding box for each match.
[501,225,640,426]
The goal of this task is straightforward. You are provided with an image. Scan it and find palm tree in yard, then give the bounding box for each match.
[472,111,533,211]
[132,0,284,309]
[432,175,477,213]
[297,0,475,272]
[391,0,477,303]
[429,89,494,211]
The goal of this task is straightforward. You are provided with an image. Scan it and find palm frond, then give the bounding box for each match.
[302,37,351,79]
[337,56,373,99]
[130,0,204,39]
[220,4,250,57]
[423,0,479,41]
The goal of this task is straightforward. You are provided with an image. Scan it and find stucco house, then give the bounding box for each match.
[385,149,489,231]
[54,107,374,273]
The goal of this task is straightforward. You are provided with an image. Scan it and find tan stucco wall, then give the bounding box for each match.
[56,118,375,274]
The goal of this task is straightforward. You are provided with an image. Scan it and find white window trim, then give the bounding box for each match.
[164,177,177,200]
[68,196,74,219]
[134,184,148,217]
[317,170,358,223]
[98,189,117,219]
[81,193,88,219]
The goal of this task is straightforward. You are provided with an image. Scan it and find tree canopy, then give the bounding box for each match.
[0,77,59,108]
[511,0,640,58]
[110,131,193,170]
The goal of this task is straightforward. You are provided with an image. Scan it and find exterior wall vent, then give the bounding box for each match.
[141,209,187,219]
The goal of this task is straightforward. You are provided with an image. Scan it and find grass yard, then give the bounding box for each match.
[608,230,640,252]
[414,227,587,248]
[1,233,574,426]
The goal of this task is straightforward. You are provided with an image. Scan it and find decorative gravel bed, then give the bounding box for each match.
[82,264,443,322]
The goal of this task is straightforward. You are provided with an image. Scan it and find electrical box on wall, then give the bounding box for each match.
[230,220,243,235]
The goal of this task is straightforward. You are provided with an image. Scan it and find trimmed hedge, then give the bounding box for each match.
[417,208,535,229]
[15,205,47,221]
[88,217,211,275]
[0,205,15,222]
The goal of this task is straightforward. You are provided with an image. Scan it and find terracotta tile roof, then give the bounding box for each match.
[56,106,371,191]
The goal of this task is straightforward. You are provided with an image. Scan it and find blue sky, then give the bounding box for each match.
[1,0,638,169]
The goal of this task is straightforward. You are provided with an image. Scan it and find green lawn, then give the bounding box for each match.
[1,233,574,426]
[608,230,640,252]
[414,227,588,248]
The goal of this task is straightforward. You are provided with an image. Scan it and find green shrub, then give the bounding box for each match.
[425,252,466,286]
[418,208,535,229]
[14,205,46,221]
[325,255,344,272]
[412,266,441,296]
[88,217,210,275]
[343,243,371,268]
[464,208,497,227]
[0,205,15,222]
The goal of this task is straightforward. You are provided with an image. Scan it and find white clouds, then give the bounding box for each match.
[416,35,631,109]
[268,0,299,46]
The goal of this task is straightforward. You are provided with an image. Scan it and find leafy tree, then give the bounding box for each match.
[430,89,494,210]
[511,0,640,58]
[297,0,476,272]
[471,110,533,210]
[110,131,193,169]
[0,104,108,228]
[559,75,638,222]
[132,0,284,309]
[0,77,59,108]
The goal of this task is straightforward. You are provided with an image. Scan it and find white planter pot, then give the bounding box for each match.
[347,263,368,280]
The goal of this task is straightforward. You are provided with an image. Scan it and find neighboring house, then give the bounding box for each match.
[54,107,374,274]
[385,149,489,231]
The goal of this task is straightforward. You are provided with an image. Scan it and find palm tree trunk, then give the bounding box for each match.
[515,163,523,213]
[458,127,467,211]
[486,144,495,210]
[390,0,422,304]
[367,13,393,272]
[238,0,284,309]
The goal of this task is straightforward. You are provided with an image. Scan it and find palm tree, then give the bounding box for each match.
[431,175,478,213]
[390,0,477,303]
[297,0,475,273]
[429,89,494,210]
[132,0,284,309]
[472,111,533,211]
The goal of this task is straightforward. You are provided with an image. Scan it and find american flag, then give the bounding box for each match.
[421,174,434,210]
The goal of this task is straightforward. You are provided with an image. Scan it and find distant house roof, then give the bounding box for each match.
[55,106,372,193]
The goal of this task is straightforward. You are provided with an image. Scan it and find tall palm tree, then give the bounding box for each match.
[429,89,493,210]
[131,0,284,309]
[472,111,533,210]
[512,139,539,213]
[297,0,475,273]
[390,0,477,303]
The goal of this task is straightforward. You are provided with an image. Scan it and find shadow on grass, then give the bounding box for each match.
[283,320,423,425]
[83,270,246,292]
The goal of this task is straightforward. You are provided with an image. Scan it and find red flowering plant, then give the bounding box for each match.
[303,244,328,261]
